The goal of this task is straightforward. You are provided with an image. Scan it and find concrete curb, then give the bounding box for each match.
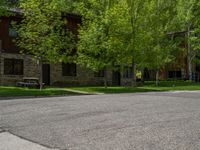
[0,89,104,100]
[64,89,104,95]
[0,132,59,150]
[0,93,88,101]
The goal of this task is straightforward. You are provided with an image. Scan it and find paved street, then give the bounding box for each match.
[1,91,200,150]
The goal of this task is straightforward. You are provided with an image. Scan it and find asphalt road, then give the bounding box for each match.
[0,91,200,150]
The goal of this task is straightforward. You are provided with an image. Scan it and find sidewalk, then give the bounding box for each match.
[0,132,58,150]
[65,88,104,95]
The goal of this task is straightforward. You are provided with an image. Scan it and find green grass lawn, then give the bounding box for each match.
[1,81,200,97]
[0,86,78,97]
[67,81,200,94]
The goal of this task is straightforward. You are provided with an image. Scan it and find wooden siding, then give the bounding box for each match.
[0,13,81,54]
[0,16,21,53]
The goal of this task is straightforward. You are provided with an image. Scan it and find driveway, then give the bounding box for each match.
[0,91,200,150]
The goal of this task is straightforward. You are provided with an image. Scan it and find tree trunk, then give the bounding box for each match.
[39,59,43,91]
[188,59,192,81]
[131,61,137,87]
[141,68,145,84]
[187,24,193,81]
[104,70,108,88]
[156,70,159,86]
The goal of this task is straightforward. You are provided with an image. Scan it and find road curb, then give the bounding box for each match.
[0,132,59,150]
[64,89,104,95]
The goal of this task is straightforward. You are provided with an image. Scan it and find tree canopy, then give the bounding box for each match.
[17,0,75,63]
[10,0,200,86]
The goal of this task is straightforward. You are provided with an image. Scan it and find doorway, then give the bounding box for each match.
[42,64,50,85]
[112,70,121,86]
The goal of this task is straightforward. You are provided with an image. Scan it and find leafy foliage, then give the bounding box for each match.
[0,0,12,16]
[11,0,200,85]
[77,0,130,71]
[17,0,76,63]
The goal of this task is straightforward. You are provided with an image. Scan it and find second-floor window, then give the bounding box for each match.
[9,21,18,38]
[4,58,23,75]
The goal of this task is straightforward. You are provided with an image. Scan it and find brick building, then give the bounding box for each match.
[144,31,199,81]
[0,12,133,86]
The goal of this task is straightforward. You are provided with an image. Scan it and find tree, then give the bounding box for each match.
[17,0,75,89]
[177,0,198,81]
[0,0,18,16]
[76,0,181,87]
[189,1,200,82]
[140,0,181,85]
[125,0,149,86]
[77,0,130,87]
[0,0,8,16]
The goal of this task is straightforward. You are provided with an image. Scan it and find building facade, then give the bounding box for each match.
[144,31,199,81]
[0,13,133,86]
[2,12,196,87]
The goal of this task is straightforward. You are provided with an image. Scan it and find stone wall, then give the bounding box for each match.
[0,52,132,86]
[0,53,40,86]
[50,63,112,86]
[120,77,132,86]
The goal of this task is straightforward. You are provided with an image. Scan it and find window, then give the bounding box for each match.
[94,70,105,77]
[123,67,132,78]
[62,63,76,76]
[144,68,150,80]
[9,21,18,38]
[4,59,23,75]
[196,65,200,72]
[168,71,182,79]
